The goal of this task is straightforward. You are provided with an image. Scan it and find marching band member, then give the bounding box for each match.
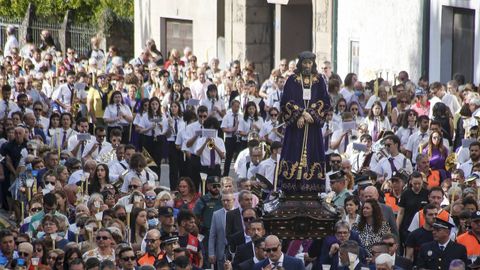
[259,107,283,145]
[166,101,186,190]
[195,116,225,177]
[364,101,391,143]
[221,100,243,176]
[238,101,263,150]
[103,90,133,144]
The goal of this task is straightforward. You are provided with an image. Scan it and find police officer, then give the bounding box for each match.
[417,219,467,270]
[329,170,351,209]
[193,176,223,249]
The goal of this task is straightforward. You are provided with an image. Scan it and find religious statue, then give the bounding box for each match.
[278,51,331,194]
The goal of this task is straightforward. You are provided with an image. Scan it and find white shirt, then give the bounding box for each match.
[269,253,284,268]
[138,114,168,137]
[221,111,243,138]
[121,169,159,192]
[373,153,413,179]
[331,129,355,157]
[82,140,112,160]
[237,161,259,180]
[339,88,355,103]
[396,126,418,146]
[67,133,92,160]
[257,158,276,184]
[4,35,19,57]
[234,148,250,173]
[68,170,89,185]
[35,115,50,134]
[441,93,461,115]
[350,151,377,174]
[429,96,442,118]
[363,117,392,142]
[200,98,225,121]
[259,120,283,143]
[166,116,186,142]
[0,99,20,118]
[266,89,282,109]
[456,146,470,164]
[458,159,475,176]
[103,103,133,126]
[194,137,226,166]
[108,160,129,183]
[323,120,339,154]
[50,128,77,150]
[238,116,264,140]
[190,79,212,100]
[183,121,203,154]
[52,83,74,112]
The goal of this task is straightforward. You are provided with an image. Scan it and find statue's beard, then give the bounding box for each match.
[302,68,312,75]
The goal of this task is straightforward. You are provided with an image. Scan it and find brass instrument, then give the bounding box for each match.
[142,147,157,167]
[96,147,117,164]
[445,153,457,172]
[207,138,216,150]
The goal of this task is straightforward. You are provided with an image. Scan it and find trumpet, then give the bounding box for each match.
[207,138,216,150]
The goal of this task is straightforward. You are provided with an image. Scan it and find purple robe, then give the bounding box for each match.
[279,73,331,194]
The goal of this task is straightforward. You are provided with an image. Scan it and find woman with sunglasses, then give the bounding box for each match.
[391,92,411,128]
[259,107,283,145]
[62,247,82,270]
[421,131,449,172]
[396,109,418,150]
[32,239,48,266]
[82,228,116,262]
[348,101,364,126]
[47,249,63,270]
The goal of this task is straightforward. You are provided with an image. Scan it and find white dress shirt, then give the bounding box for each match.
[221,111,243,138]
[121,168,159,192]
[82,140,112,160]
[238,116,264,140]
[200,98,225,121]
[183,121,203,154]
[194,137,226,166]
[259,120,282,143]
[166,116,186,142]
[103,103,133,126]
[138,114,169,137]
[373,153,413,179]
[257,157,276,183]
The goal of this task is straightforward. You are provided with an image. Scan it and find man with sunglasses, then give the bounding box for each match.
[382,233,412,270]
[185,105,209,189]
[17,242,33,270]
[253,234,305,270]
[138,229,162,266]
[83,228,115,262]
[193,176,222,248]
[82,126,112,161]
[117,246,137,270]
[373,135,413,180]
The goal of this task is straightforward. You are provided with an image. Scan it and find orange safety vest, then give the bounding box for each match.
[418,208,449,227]
[186,233,201,267]
[457,231,480,259]
[427,170,441,188]
[384,192,399,213]
[137,251,164,266]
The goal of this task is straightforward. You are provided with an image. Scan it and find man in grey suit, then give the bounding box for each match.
[209,191,235,270]
[364,186,399,236]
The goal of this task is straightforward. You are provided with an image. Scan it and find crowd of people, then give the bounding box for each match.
[0,23,479,270]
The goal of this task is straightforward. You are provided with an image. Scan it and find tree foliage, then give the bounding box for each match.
[0,0,133,23]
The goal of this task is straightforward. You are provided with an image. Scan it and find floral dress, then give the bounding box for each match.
[352,221,391,256]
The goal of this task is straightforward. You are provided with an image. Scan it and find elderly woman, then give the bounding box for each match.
[39,214,69,250]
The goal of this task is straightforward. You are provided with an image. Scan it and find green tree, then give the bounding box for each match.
[0,0,133,23]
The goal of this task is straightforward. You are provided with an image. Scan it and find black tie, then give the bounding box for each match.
[439,245,445,252]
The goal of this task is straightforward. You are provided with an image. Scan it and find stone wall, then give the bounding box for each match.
[336,0,424,83]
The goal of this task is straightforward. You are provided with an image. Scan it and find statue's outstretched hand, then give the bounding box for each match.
[297,116,305,129]
[303,112,314,124]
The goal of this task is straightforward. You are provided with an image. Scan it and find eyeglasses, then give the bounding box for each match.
[330,160,341,164]
[121,256,136,261]
[30,207,42,213]
[270,113,278,117]
[350,108,358,111]
[400,100,408,104]
[212,184,221,189]
[145,195,156,200]
[128,185,139,189]
[383,242,395,247]
[59,80,66,83]
[96,236,110,241]
[43,222,56,227]
[18,252,30,257]
[35,248,43,252]
[45,181,56,186]
[48,256,57,260]
[243,217,255,222]
[432,136,440,139]
[145,238,159,243]
[263,245,280,253]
